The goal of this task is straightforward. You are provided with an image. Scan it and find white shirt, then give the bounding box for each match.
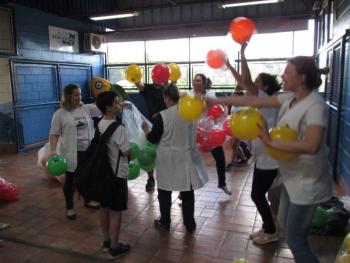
[276,91,332,205]
[98,119,130,179]
[252,90,279,169]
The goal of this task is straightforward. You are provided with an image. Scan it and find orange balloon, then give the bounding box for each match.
[229,17,256,45]
[206,49,227,69]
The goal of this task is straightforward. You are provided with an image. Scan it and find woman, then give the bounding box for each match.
[49,83,100,220]
[207,56,332,263]
[142,83,208,232]
[190,74,231,195]
[226,42,281,245]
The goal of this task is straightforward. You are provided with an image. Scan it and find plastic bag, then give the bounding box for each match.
[310,197,350,235]
[37,143,64,184]
[121,100,152,145]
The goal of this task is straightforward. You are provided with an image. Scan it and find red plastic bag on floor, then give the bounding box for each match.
[0,178,20,201]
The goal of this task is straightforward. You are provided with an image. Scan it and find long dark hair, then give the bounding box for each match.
[258,73,281,95]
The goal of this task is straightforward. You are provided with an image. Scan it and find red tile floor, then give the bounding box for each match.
[0,147,347,262]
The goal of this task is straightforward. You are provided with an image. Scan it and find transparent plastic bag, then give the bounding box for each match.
[37,143,64,184]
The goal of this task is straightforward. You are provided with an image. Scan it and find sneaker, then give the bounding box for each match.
[252,232,279,245]
[249,229,264,239]
[146,177,155,192]
[219,185,232,195]
[102,240,111,252]
[225,162,234,171]
[154,219,170,231]
[109,243,130,259]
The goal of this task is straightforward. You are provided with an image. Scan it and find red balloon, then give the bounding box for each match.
[152,64,171,84]
[0,183,20,201]
[207,128,226,147]
[229,17,256,45]
[207,104,225,120]
[223,117,234,136]
[206,49,227,69]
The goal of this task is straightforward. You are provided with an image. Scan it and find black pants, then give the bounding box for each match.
[63,151,90,210]
[210,146,226,187]
[158,188,196,231]
[251,167,278,234]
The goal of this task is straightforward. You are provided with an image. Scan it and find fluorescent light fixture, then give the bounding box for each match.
[105,28,115,32]
[220,0,283,9]
[90,11,139,21]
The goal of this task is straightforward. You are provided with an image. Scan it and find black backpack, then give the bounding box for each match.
[75,120,122,203]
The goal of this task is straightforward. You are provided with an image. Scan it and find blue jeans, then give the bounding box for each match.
[278,186,319,263]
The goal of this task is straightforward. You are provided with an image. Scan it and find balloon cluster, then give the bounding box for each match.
[125,63,182,85]
[0,177,20,201]
[197,104,234,152]
[128,140,157,180]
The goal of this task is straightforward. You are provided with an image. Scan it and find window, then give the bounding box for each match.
[107,66,145,90]
[107,42,145,64]
[146,39,189,63]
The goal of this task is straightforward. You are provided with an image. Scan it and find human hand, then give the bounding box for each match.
[240,42,248,56]
[257,116,271,145]
[141,121,150,134]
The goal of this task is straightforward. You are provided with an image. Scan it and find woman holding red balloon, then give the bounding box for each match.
[191,74,231,195]
[226,42,282,245]
[207,56,332,263]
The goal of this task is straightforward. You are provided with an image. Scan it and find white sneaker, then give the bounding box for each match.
[249,229,263,239]
[219,185,232,195]
[253,232,279,245]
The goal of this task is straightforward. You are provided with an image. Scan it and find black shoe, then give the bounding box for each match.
[185,223,196,233]
[102,240,111,252]
[109,243,130,259]
[146,177,155,192]
[225,162,234,171]
[154,219,170,231]
[66,214,77,220]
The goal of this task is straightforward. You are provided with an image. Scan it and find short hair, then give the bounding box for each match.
[163,83,180,103]
[96,91,117,114]
[288,56,329,90]
[61,83,80,110]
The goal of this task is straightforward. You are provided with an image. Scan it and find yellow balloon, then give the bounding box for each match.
[91,77,111,97]
[125,64,142,84]
[168,63,181,81]
[178,95,205,121]
[337,254,350,263]
[264,126,298,160]
[230,107,262,140]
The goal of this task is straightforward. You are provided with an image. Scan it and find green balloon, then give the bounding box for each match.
[139,161,155,172]
[128,162,140,180]
[46,155,67,176]
[146,141,157,151]
[311,206,329,228]
[130,142,139,161]
[137,146,156,166]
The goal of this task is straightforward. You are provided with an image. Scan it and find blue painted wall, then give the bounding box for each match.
[0,4,105,150]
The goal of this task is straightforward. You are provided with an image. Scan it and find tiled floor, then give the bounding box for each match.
[0,148,347,262]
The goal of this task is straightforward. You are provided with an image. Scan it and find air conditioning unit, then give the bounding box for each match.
[84,33,106,52]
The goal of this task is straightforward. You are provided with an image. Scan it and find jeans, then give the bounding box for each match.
[278,186,319,263]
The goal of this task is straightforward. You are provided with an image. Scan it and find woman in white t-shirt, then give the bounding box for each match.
[207,56,332,263]
[49,84,100,220]
[226,42,281,245]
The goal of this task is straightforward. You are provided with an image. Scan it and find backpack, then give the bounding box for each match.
[74,120,122,203]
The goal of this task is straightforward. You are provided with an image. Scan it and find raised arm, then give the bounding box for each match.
[226,60,258,96]
[135,81,145,92]
[240,43,253,86]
